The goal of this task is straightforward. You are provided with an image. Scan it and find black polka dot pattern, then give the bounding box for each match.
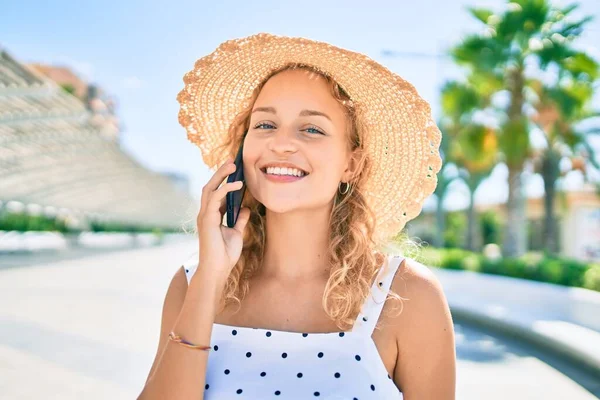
[197,255,405,399]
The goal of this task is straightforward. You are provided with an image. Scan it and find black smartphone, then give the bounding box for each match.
[225,133,247,228]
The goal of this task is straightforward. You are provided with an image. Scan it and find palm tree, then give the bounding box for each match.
[530,75,600,253]
[450,0,596,257]
[430,131,458,249]
[440,80,500,251]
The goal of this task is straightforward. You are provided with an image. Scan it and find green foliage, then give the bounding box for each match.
[440,248,469,270]
[444,212,467,248]
[0,211,177,234]
[561,52,599,80]
[441,81,481,120]
[468,7,494,25]
[0,212,67,232]
[451,35,508,71]
[450,0,597,174]
[583,264,600,291]
[60,83,76,95]
[501,116,530,166]
[90,220,154,233]
[421,247,598,292]
[480,210,501,245]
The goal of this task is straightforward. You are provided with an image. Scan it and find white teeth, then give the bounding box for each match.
[265,166,306,177]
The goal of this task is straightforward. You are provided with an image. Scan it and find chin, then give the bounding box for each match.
[261,200,298,214]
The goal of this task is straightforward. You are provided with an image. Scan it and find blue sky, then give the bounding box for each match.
[2,0,599,211]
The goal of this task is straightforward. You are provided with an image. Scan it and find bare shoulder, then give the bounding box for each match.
[389,257,456,399]
[389,256,454,341]
[392,256,446,299]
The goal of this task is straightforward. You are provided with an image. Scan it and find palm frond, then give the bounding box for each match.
[561,51,600,80]
[468,7,495,25]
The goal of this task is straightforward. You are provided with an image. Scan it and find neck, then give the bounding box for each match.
[259,204,332,284]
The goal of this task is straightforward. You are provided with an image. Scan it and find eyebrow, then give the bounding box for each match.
[252,106,332,122]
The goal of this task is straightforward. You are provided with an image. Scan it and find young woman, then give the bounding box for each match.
[139,33,455,399]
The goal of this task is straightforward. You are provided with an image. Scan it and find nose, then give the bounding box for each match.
[267,127,297,155]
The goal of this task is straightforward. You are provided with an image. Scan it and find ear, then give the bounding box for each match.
[342,147,362,183]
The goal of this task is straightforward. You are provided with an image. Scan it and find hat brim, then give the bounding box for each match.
[177,32,442,240]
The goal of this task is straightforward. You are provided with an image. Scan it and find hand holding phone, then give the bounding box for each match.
[194,157,249,292]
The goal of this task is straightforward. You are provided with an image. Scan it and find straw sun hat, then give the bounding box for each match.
[177,32,443,241]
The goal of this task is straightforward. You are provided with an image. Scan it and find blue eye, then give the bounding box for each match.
[254,122,276,129]
[253,123,324,135]
[305,126,324,135]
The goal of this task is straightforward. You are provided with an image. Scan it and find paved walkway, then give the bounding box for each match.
[0,240,597,399]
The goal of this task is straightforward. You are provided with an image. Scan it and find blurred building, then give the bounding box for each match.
[0,47,195,229]
[28,63,121,144]
[161,171,191,194]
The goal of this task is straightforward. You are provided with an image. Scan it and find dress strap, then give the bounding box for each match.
[182,252,199,285]
[351,254,404,336]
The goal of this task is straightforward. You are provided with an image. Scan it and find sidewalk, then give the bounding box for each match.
[431,267,600,378]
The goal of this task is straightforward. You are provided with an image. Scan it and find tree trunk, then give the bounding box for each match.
[502,167,527,257]
[435,194,446,248]
[502,65,528,258]
[466,183,477,252]
[541,147,561,254]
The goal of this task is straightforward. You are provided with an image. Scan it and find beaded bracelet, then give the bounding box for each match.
[169,331,212,351]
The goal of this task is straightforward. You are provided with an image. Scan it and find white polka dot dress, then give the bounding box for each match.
[182,254,405,399]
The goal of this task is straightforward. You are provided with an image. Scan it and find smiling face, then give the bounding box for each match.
[242,68,356,214]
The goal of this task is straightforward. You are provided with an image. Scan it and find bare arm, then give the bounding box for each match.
[137,265,222,400]
[138,158,251,398]
[392,258,457,400]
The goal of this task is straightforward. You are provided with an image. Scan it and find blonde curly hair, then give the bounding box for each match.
[191,63,411,332]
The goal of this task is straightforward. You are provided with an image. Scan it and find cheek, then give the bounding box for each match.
[310,149,347,192]
[241,138,263,195]
[242,139,260,173]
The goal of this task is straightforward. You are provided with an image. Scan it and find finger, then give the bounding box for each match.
[218,192,229,226]
[218,197,226,216]
[208,158,236,191]
[233,207,251,234]
[207,181,244,212]
[200,159,235,211]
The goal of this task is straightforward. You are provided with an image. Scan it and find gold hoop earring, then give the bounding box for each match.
[338,181,351,195]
